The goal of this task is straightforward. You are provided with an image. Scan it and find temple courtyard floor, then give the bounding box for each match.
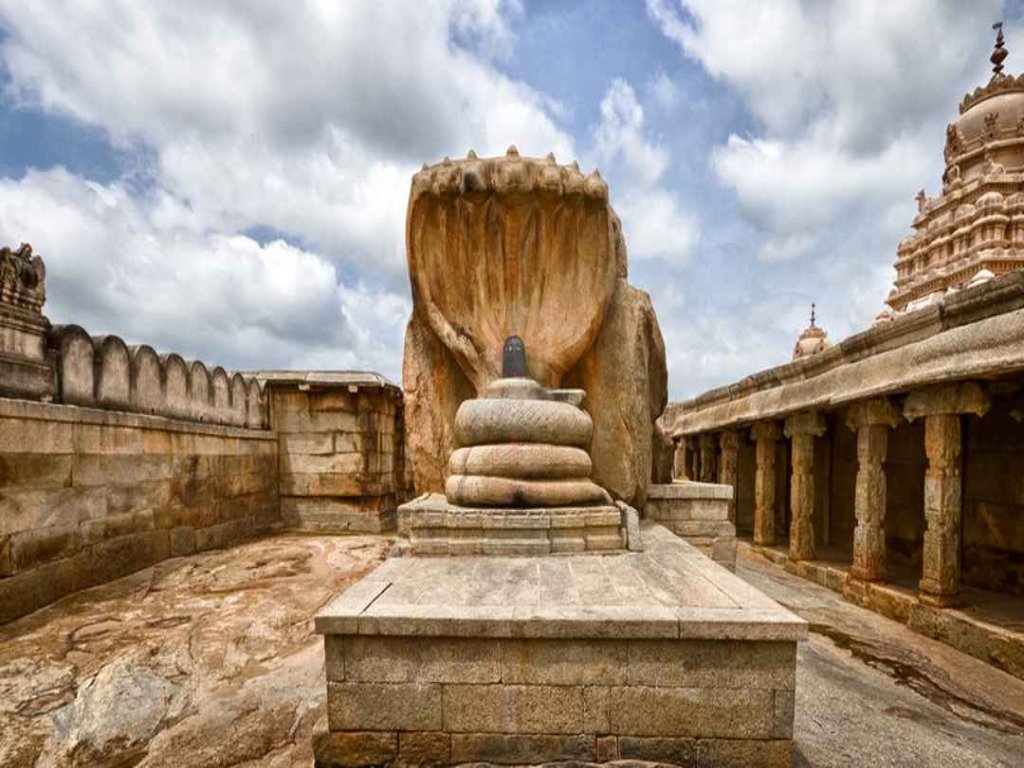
[1,533,1023,767]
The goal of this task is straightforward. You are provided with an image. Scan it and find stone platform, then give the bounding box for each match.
[646,481,737,570]
[314,522,806,767]
[397,492,635,556]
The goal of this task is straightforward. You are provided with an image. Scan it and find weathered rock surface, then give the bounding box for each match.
[565,281,668,509]
[403,314,475,494]
[0,534,389,767]
[403,151,668,507]
[4,531,1023,766]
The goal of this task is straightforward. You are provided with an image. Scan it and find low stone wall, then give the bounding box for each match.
[0,398,279,624]
[646,481,737,570]
[51,326,268,428]
[263,372,412,534]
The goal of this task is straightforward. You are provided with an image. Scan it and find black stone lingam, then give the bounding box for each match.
[502,335,527,378]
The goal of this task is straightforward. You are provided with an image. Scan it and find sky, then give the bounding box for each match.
[0,0,1020,399]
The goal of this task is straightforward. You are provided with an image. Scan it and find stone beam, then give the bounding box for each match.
[666,282,1024,436]
[784,412,826,562]
[751,422,781,547]
[903,382,990,422]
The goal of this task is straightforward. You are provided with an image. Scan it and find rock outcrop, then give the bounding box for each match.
[402,148,668,508]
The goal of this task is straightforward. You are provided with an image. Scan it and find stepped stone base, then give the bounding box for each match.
[646,481,737,570]
[397,492,635,556]
[314,522,806,767]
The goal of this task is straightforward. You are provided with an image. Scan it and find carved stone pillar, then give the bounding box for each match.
[845,399,900,581]
[784,412,826,562]
[718,430,740,524]
[751,422,781,546]
[672,437,688,480]
[698,434,716,483]
[687,437,700,482]
[904,383,989,607]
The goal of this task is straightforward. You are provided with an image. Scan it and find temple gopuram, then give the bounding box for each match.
[663,27,1024,681]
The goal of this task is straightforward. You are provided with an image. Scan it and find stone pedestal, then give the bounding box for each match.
[399,493,632,556]
[645,481,736,570]
[717,430,740,524]
[784,412,826,562]
[846,400,900,582]
[904,383,989,607]
[751,422,781,547]
[314,522,805,768]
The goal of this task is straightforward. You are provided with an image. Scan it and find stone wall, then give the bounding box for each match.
[963,406,1024,595]
[0,245,414,623]
[827,424,857,552]
[264,373,412,534]
[0,398,278,624]
[317,635,795,767]
[885,420,927,572]
[50,325,268,428]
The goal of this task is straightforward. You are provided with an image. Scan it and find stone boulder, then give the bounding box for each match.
[402,149,668,509]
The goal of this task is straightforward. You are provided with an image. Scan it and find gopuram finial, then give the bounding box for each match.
[809,303,817,328]
[992,22,1008,75]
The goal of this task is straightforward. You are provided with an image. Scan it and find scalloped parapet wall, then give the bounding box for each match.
[49,325,269,429]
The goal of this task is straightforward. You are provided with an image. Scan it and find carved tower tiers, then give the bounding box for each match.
[887,26,1024,314]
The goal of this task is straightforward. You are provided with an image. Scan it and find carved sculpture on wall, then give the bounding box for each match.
[944,123,962,162]
[0,243,46,314]
[984,111,1000,140]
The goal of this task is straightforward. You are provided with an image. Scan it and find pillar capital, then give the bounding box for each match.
[718,429,741,450]
[751,421,781,442]
[783,410,826,439]
[845,398,901,431]
[698,433,717,448]
[903,382,989,421]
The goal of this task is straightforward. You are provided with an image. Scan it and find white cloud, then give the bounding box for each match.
[591,78,698,263]
[646,1,1006,255]
[0,167,409,377]
[0,0,574,282]
[647,71,680,111]
[0,0,574,377]
[712,132,932,261]
[645,0,1008,387]
[646,0,998,148]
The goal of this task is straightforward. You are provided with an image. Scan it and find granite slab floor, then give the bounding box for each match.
[1,531,1022,767]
